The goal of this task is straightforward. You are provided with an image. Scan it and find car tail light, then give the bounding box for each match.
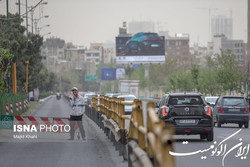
[219,107,224,113]
[162,106,169,116]
[204,106,211,116]
[244,107,249,114]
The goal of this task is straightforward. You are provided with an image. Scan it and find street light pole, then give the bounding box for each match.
[26,0,28,37]
[30,6,34,34]
[6,0,9,27]
[18,0,20,16]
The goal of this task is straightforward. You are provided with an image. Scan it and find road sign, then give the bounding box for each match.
[0,115,13,129]
[85,75,97,82]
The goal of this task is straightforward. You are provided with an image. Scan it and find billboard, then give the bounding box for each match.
[116,68,125,79]
[119,80,139,97]
[116,32,165,63]
[101,68,116,80]
[101,68,126,80]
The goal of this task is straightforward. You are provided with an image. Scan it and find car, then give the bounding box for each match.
[117,94,136,115]
[205,96,219,106]
[156,93,213,141]
[84,93,95,105]
[213,96,249,128]
[125,32,164,55]
[205,96,219,125]
[105,93,120,98]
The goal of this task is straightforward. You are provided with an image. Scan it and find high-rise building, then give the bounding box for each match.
[211,15,233,39]
[128,21,155,35]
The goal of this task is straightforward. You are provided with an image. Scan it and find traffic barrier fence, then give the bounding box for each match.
[0,93,28,116]
[85,95,175,167]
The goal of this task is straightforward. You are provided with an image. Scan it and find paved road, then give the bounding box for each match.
[0,96,127,167]
[141,102,250,167]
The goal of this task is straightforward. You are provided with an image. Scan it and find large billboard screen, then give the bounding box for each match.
[116,32,165,63]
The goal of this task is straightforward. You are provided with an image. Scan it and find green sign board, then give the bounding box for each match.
[85,75,97,82]
[0,115,13,129]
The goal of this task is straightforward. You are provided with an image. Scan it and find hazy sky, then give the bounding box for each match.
[0,0,247,48]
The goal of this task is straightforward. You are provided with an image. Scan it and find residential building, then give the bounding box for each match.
[165,33,190,65]
[85,50,101,67]
[209,35,245,66]
[190,44,208,67]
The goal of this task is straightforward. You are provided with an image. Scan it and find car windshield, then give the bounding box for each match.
[169,96,203,105]
[223,97,245,106]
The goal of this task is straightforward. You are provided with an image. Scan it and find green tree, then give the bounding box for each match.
[213,50,244,93]
[0,14,57,93]
[0,48,14,92]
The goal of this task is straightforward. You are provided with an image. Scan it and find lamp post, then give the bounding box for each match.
[26,0,28,37]
[6,0,9,27]
[37,24,50,34]
[34,15,49,34]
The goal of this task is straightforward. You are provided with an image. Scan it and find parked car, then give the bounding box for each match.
[125,32,164,55]
[156,93,213,141]
[213,96,249,128]
[117,94,136,115]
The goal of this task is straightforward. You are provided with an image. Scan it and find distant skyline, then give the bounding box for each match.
[0,0,247,48]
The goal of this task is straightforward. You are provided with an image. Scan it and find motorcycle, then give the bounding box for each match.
[56,92,61,100]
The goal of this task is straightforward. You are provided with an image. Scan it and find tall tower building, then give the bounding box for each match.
[211,15,233,39]
[128,21,155,34]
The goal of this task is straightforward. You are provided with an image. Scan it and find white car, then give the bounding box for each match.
[117,94,136,115]
[205,96,219,106]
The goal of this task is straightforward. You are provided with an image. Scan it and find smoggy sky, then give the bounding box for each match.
[0,0,247,48]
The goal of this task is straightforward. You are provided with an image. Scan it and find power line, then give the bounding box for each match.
[0,0,44,20]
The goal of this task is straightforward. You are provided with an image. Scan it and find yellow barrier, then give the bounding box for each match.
[91,95,175,167]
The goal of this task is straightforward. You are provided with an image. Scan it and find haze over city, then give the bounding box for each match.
[0,0,247,47]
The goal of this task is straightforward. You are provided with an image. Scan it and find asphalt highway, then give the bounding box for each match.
[0,96,127,167]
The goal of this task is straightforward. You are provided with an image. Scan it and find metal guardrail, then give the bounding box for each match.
[85,95,175,167]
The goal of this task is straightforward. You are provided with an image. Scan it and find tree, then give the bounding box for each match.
[213,50,245,93]
[190,64,200,92]
[0,48,14,92]
[0,14,57,93]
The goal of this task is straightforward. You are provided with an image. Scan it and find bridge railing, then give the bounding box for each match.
[85,95,175,167]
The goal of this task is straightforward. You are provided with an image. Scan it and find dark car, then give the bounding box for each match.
[213,96,249,128]
[157,93,213,141]
[125,32,164,55]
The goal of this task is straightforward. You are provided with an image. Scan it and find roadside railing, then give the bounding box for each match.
[0,93,28,115]
[85,95,175,167]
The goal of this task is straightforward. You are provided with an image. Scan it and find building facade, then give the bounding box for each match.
[211,15,233,40]
[165,34,190,65]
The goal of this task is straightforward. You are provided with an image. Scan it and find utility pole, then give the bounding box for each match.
[6,0,9,27]
[12,63,17,94]
[18,0,20,16]
[30,6,34,34]
[25,61,29,93]
[26,0,28,38]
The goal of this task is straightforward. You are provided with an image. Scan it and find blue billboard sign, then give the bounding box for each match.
[101,68,116,80]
